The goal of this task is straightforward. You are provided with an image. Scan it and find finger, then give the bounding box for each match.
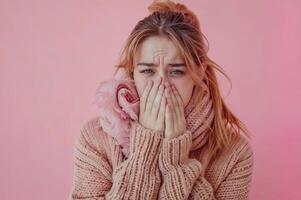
[171,85,185,120]
[146,77,162,113]
[153,83,165,119]
[171,85,184,107]
[169,85,181,124]
[165,86,178,124]
[140,80,153,113]
[158,93,166,122]
[165,102,173,134]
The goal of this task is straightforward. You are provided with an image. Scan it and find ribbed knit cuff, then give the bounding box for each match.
[128,121,164,165]
[159,130,193,175]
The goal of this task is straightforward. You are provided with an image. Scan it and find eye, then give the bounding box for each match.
[139,69,185,76]
[171,70,185,76]
[139,69,154,74]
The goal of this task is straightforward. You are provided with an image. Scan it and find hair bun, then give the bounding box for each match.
[147,0,178,14]
[147,0,200,30]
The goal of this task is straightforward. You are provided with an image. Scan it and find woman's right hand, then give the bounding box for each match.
[139,77,166,132]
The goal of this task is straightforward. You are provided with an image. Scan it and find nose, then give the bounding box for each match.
[157,71,168,84]
[155,76,169,87]
[150,68,170,86]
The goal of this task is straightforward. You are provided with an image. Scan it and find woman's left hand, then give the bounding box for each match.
[164,82,187,140]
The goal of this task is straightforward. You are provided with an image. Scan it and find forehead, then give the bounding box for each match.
[136,36,183,61]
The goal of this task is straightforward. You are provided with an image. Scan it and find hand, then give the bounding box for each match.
[164,82,187,139]
[139,77,166,132]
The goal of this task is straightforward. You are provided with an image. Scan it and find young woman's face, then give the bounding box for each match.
[133,35,195,108]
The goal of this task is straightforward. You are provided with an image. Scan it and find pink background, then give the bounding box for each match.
[1,0,300,199]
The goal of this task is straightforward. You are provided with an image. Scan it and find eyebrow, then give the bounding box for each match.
[137,62,186,67]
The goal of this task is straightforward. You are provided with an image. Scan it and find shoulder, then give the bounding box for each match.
[210,131,254,164]
[79,115,103,136]
[206,133,254,185]
[220,133,254,176]
[218,132,254,167]
[75,116,111,155]
[231,134,254,164]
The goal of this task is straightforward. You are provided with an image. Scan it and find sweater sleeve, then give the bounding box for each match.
[158,130,254,200]
[68,120,164,200]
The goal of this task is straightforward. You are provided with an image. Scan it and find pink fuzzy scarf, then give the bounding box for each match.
[93,67,215,158]
[93,68,140,157]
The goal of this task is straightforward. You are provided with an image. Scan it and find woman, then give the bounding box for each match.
[68,0,254,199]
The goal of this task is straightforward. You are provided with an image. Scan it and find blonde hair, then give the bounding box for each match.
[113,0,252,161]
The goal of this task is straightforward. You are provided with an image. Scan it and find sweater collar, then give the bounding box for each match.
[184,85,215,151]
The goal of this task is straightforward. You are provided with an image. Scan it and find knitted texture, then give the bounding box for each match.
[68,97,254,200]
[92,66,214,159]
[68,71,253,200]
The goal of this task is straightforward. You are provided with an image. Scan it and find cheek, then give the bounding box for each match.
[172,79,194,107]
[175,86,193,105]
[133,70,147,98]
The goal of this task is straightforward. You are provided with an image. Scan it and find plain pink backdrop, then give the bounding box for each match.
[1,0,300,199]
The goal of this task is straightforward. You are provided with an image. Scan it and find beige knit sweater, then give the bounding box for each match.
[68,114,254,200]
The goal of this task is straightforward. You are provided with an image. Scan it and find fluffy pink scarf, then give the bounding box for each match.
[93,68,140,157]
[93,68,215,158]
